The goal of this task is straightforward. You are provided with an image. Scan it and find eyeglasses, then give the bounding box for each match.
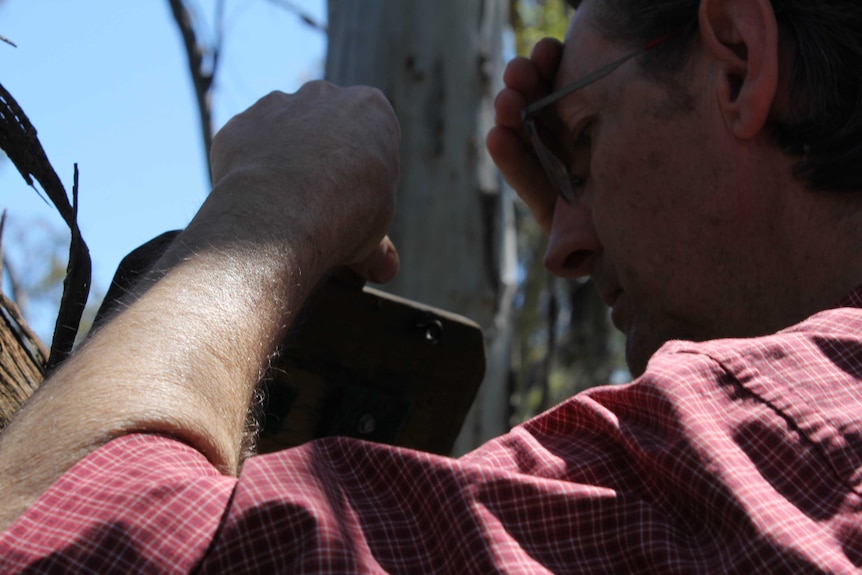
[522,33,678,205]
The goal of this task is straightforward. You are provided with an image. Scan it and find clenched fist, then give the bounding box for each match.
[198,81,401,282]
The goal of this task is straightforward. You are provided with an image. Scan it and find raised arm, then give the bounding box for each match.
[0,82,400,530]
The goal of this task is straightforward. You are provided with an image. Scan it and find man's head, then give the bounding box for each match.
[573,0,862,192]
[540,0,862,375]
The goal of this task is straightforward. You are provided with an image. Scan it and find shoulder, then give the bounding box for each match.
[646,303,862,409]
[0,434,234,573]
[508,303,862,484]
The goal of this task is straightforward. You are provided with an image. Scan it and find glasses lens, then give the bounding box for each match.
[524,118,575,205]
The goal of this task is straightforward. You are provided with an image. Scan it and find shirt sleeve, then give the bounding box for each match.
[200,345,862,574]
[0,433,236,574]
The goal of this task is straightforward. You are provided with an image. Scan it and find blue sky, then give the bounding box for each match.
[0,1,326,339]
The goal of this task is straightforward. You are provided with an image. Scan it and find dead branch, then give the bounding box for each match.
[0,209,46,429]
[168,0,217,185]
[2,255,26,314]
[0,291,47,430]
[265,0,328,34]
[0,212,27,327]
[0,210,5,268]
[0,82,91,370]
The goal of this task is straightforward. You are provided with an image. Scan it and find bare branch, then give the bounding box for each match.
[213,0,225,74]
[1,255,25,314]
[265,0,328,34]
[0,34,16,48]
[168,0,216,185]
[1,210,27,313]
[0,210,6,271]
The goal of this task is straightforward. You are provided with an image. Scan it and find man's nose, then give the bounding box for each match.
[543,196,602,279]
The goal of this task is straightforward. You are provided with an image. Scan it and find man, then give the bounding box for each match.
[1,0,860,571]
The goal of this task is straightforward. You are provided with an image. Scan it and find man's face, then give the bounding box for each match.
[545,0,787,375]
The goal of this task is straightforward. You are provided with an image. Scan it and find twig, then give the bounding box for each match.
[0,34,16,48]
[0,291,48,370]
[1,211,26,314]
[0,210,6,273]
[213,0,225,75]
[168,0,217,185]
[1,255,26,316]
[265,0,328,34]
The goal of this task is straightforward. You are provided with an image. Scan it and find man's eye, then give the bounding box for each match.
[574,131,592,148]
[570,175,587,192]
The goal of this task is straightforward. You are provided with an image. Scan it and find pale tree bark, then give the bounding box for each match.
[326,0,517,454]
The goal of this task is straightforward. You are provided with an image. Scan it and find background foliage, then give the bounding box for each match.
[508,0,627,426]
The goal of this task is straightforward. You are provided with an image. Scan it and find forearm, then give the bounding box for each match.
[0,181,328,529]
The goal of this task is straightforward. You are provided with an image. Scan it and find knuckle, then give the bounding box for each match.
[259,90,287,105]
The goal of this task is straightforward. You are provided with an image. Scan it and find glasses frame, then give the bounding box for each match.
[522,33,678,205]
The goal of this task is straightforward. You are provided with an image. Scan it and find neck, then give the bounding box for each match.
[771,185,862,323]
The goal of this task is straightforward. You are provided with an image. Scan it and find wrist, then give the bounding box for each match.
[191,169,343,279]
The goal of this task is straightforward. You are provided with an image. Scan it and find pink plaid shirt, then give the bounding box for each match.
[3,290,862,573]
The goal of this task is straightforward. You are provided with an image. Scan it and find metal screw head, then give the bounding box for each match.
[421,319,444,344]
[357,413,376,435]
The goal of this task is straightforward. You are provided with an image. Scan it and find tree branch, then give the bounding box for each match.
[0,82,91,370]
[168,0,216,185]
[0,212,23,310]
[2,254,27,317]
[265,0,328,34]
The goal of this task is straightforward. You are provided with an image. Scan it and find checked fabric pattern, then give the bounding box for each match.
[3,290,862,573]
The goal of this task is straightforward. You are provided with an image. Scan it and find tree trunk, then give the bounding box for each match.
[326,0,515,454]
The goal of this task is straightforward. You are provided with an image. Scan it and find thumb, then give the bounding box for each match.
[346,236,400,285]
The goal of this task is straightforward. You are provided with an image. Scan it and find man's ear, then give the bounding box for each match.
[698,0,779,140]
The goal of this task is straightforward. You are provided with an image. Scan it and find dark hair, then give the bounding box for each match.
[567,0,862,192]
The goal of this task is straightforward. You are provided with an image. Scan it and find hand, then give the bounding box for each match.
[204,81,401,279]
[486,38,564,234]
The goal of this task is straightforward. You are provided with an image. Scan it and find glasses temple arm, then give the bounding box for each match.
[522,47,648,120]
